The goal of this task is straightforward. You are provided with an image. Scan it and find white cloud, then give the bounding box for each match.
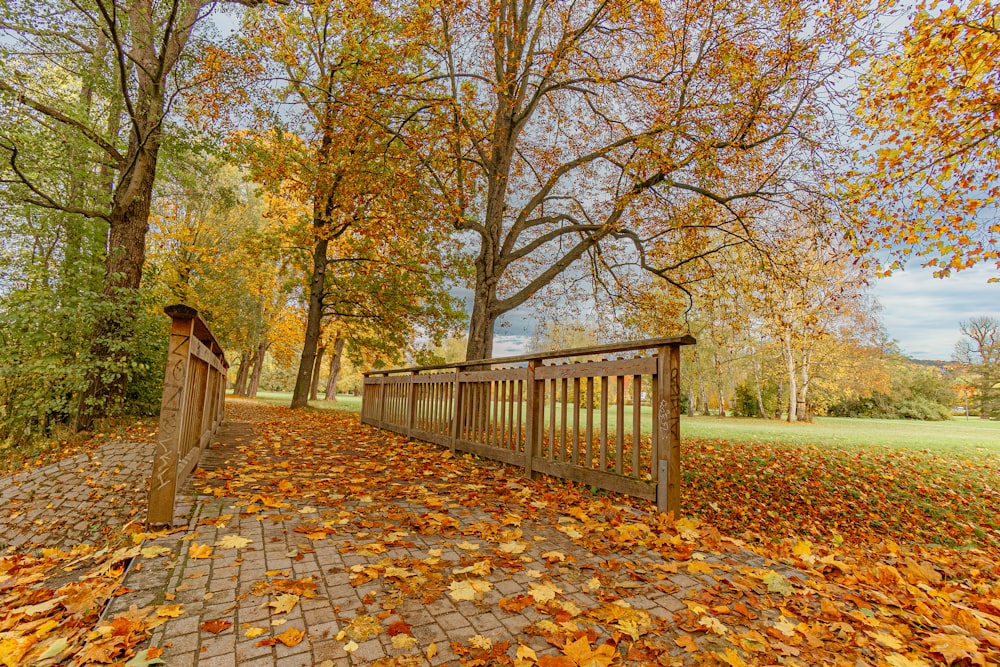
[874,264,999,359]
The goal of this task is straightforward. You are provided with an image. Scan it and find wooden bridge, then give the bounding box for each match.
[361,336,695,514]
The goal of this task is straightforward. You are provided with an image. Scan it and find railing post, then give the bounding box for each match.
[407,370,419,438]
[524,360,541,478]
[147,311,195,525]
[655,344,682,515]
[449,367,463,453]
[377,374,386,428]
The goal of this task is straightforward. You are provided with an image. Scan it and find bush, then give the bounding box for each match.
[734,381,778,418]
[0,283,168,446]
[895,397,952,421]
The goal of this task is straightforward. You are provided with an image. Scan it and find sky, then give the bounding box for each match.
[872,264,999,360]
[479,262,1000,362]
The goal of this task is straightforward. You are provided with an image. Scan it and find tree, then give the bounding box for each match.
[212,0,462,409]
[405,0,877,360]
[0,0,275,422]
[851,0,1000,278]
[954,316,1000,419]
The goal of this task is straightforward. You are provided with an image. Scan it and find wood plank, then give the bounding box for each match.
[600,376,609,471]
[572,378,580,466]
[632,375,642,478]
[411,374,455,384]
[548,379,556,461]
[585,377,594,469]
[365,335,695,376]
[535,356,657,380]
[530,459,655,501]
[458,368,525,382]
[455,438,525,467]
[616,375,625,475]
[524,361,540,476]
[147,315,194,525]
[410,429,452,448]
[560,378,568,463]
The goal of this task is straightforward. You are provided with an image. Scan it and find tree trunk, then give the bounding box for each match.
[797,349,810,422]
[309,345,326,401]
[324,337,345,401]
[687,388,696,416]
[700,383,710,416]
[233,350,251,396]
[784,331,798,423]
[248,341,269,398]
[751,350,768,419]
[291,234,329,408]
[75,136,161,430]
[466,279,498,361]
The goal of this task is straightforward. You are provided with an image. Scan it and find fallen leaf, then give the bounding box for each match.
[275,627,305,647]
[200,619,232,634]
[268,594,300,614]
[188,543,213,559]
[216,534,251,550]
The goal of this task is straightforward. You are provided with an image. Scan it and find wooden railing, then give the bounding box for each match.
[147,305,228,525]
[361,336,694,514]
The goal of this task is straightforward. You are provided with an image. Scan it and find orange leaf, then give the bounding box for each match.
[200,619,232,634]
[275,627,305,647]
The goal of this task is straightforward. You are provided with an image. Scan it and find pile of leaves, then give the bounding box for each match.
[0,538,167,666]
[3,400,999,665]
[680,438,1000,548]
[186,402,1000,666]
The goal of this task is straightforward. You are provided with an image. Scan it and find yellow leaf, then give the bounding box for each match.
[141,545,172,558]
[687,561,714,574]
[188,543,213,559]
[717,647,746,667]
[275,627,304,647]
[528,582,562,603]
[885,655,932,667]
[343,641,359,653]
[448,579,492,601]
[244,627,267,639]
[391,634,418,650]
[792,541,812,557]
[268,594,300,614]
[155,604,184,618]
[216,534,251,550]
[869,631,904,649]
[469,635,493,650]
[426,642,438,659]
[499,541,527,554]
[456,541,480,551]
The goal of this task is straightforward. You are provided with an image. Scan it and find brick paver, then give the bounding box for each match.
[100,404,802,666]
[2,402,806,665]
[0,438,154,550]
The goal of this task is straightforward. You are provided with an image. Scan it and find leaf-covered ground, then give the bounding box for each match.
[680,438,1000,549]
[2,401,999,666]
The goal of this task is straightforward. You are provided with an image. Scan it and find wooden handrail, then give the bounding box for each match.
[360,336,694,514]
[147,305,229,525]
[363,335,696,376]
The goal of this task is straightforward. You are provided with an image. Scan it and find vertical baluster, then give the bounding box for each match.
[548,378,556,461]
[572,377,581,466]
[586,376,594,468]
[616,374,625,475]
[494,379,503,447]
[515,379,523,452]
[560,377,568,462]
[507,379,516,450]
[600,374,609,471]
[633,374,642,478]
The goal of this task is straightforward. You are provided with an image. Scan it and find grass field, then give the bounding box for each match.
[241,391,1000,458]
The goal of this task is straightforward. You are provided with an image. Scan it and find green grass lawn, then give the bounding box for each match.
[233,391,363,414]
[236,391,999,458]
